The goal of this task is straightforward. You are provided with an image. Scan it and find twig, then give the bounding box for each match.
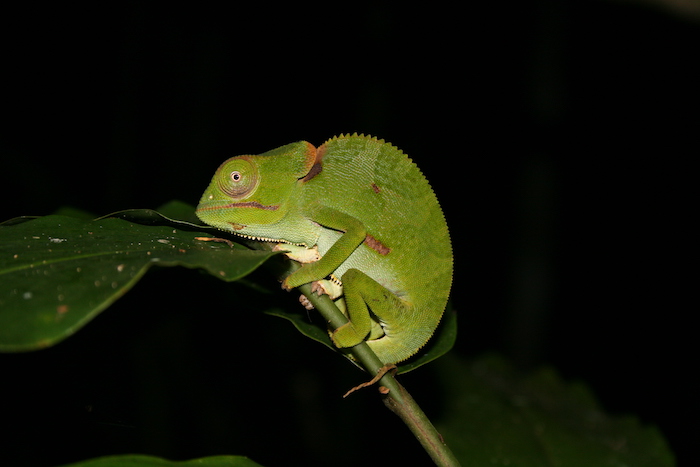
[297,280,461,467]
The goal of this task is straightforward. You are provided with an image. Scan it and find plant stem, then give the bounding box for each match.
[297,281,461,467]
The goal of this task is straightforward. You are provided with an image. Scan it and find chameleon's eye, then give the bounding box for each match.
[217,157,258,199]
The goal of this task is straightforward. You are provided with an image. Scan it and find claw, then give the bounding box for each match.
[299,294,315,310]
[281,278,292,291]
[310,281,329,296]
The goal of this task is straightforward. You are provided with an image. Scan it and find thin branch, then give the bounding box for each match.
[295,275,461,467]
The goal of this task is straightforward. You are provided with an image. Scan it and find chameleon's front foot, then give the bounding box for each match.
[295,280,340,310]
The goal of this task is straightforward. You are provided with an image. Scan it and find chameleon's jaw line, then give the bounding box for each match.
[197,201,280,212]
[229,229,296,245]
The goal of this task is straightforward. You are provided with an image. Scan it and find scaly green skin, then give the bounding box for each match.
[196,134,452,365]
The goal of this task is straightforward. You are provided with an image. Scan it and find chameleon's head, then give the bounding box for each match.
[196,142,319,242]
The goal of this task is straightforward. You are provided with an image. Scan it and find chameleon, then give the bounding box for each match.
[195,134,452,365]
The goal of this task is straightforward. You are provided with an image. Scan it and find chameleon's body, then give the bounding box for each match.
[196,134,452,364]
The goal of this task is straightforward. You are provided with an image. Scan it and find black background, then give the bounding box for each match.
[1,1,697,465]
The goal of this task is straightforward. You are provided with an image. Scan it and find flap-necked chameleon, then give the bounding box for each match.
[196,134,452,365]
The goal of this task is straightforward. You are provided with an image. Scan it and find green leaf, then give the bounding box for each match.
[437,354,676,466]
[265,307,336,352]
[266,305,457,374]
[103,201,206,227]
[154,199,206,224]
[52,206,97,219]
[60,454,263,467]
[0,213,277,351]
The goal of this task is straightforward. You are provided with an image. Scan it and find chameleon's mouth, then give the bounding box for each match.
[229,230,291,244]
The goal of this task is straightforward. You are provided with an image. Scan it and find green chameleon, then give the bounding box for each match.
[196,134,452,365]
